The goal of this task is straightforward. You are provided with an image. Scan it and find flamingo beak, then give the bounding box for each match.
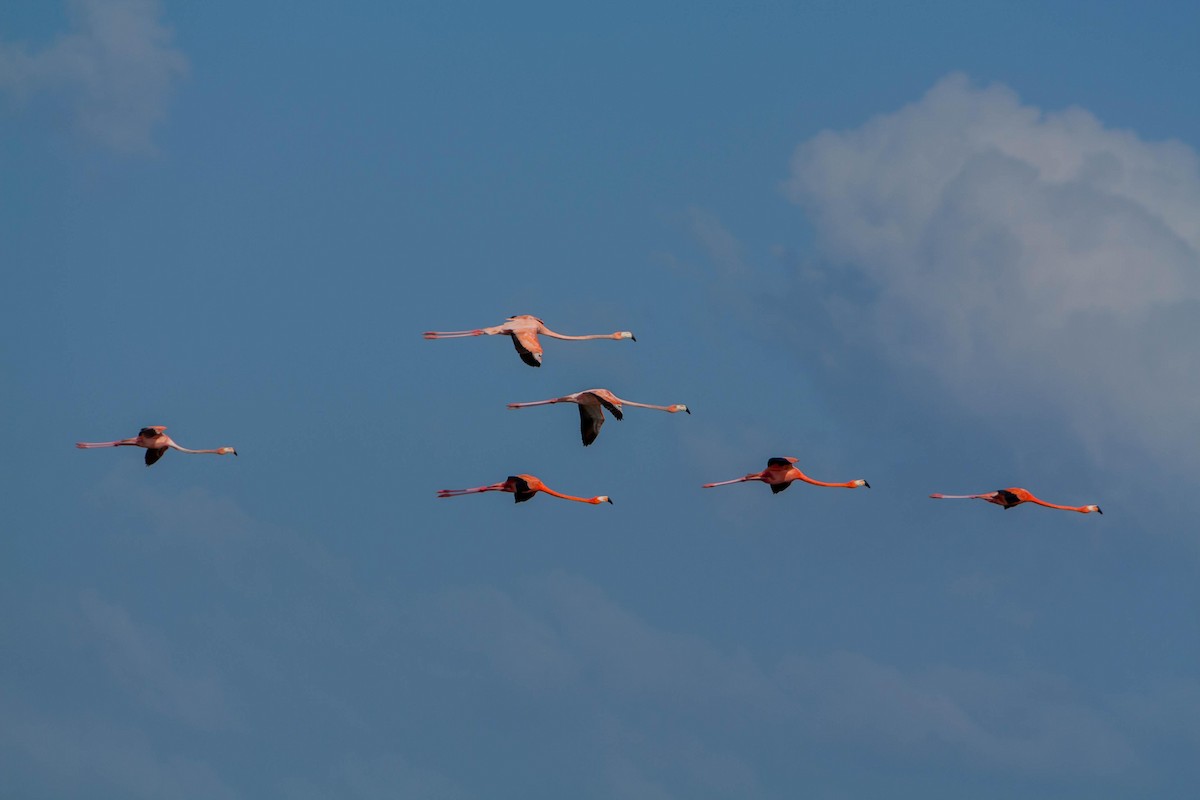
[863,481,871,488]
[685,407,691,414]
[631,335,637,342]
[606,497,614,504]
[1096,507,1103,515]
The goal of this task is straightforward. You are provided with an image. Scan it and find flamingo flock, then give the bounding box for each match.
[75,311,1102,519]
[420,312,1101,514]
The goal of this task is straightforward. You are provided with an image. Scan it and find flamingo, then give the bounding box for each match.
[702,456,869,494]
[423,314,635,367]
[507,388,689,446]
[76,426,237,466]
[437,474,612,505]
[929,488,1101,514]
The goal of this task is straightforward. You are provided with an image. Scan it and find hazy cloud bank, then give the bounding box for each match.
[0,0,187,152]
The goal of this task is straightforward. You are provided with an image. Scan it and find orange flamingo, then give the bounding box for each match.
[76,426,237,466]
[507,388,689,446]
[703,456,869,494]
[423,314,635,367]
[437,474,612,504]
[929,488,1101,514]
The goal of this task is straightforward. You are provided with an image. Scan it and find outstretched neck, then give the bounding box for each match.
[539,326,632,341]
[538,486,605,504]
[791,469,860,488]
[621,400,676,412]
[1028,497,1092,513]
[169,443,237,456]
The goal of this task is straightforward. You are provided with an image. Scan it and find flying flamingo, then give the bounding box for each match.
[703,456,869,494]
[507,388,689,446]
[76,426,238,467]
[423,314,635,367]
[437,474,612,505]
[929,488,1102,514]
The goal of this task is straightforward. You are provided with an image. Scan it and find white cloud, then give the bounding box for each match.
[0,0,187,152]
[786,73,1200,472]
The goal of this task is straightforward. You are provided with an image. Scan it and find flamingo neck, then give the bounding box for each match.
[1027,497,1089,513]
[792,470,855,488]
[537,486,598,503]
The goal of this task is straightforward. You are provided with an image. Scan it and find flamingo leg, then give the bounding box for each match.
[76,439,139,448]
[702,475,760,488]
[423,329,485,339]
[928,493,994,500]
[506,398,562,409]
[437,483,508,498]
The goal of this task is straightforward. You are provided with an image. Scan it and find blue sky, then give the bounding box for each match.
[3,1,1199,797]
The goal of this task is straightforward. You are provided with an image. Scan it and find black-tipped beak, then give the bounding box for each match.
[685,408,691,414]
[631,335,637,342]
[233,450,238,456]
[1096,507,1103,515]
[863,481,871,488]
[606,498,614,504]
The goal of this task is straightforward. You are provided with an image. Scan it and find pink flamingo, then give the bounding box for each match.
[703,456,869,494]
[437,474,612,505]
[423,314,635,367]
[507,388,689,446]
[76,426,237,467]
[929,488,1101,514]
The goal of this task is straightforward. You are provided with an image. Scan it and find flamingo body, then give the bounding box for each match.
[423,315,635,367]
[437,474,612,505]
[507,388,689,446]
[703,456,869,493]
[76,426,237,467]
[929,487,1101,514]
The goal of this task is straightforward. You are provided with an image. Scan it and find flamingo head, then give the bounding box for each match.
[219,447,237,456]
[593,496,613,504]
[670,404,690,414]
[855,479,870,488]
[1087,504,1102,514]
[615,331,636,341]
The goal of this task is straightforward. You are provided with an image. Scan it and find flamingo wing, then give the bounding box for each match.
[509,331,543,367]
[581,392,623,421]
[578,404,606,446]
[145,447,167,466]
[509,475,537,503]
[995,489,1022,508]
